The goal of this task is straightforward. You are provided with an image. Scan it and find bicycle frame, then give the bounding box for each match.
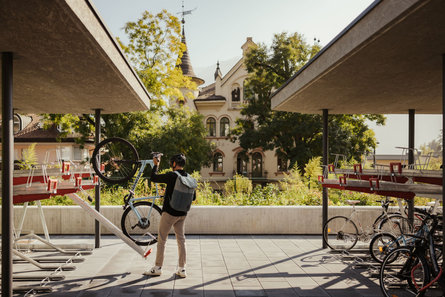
[125,160,162,233]
[379,222,430,254]
[348,200,395,238]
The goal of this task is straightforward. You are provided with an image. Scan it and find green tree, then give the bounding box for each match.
[231,32,385,169]
[419,131,442,170]
[18,143,38,170]
[118,9,196,107]
[43,10,212,170]
[137,107,213,172]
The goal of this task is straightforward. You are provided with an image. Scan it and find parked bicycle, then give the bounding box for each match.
[322,197,413,251]
[91,137,163,246]
[379,212,444,297]
[369,205,438,263]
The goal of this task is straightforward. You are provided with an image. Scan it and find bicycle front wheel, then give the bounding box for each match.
[380,247,429,297]
[369,232,399,264]
[121,201,162,246]
[92,137,139,184]
[323,216,358,251]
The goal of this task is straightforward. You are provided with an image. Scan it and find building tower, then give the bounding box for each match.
[176,4,204,109]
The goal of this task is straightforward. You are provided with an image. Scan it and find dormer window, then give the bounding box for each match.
[13,114,22,133]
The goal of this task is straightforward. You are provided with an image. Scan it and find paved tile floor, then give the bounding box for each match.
[12,235,385,297]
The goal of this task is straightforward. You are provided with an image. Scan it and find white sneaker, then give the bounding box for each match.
[143,266,162,276]
[176,267,187,278]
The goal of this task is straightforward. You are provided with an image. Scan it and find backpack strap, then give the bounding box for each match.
[173,171,187,177]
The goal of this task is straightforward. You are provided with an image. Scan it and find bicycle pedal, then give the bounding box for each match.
[148,239,158,246]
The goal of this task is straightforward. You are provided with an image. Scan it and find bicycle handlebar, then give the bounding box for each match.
[151,152,163,163]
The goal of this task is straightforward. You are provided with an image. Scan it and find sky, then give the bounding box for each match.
[92,0,442,155]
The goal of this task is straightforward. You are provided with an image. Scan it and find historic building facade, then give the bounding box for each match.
[179,31,288,189]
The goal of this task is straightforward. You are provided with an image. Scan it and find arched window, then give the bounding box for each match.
[206,117,216,137]
[213,152,223,172]
[277,156,288,172]
[220,117,230,137]
[252,152,262,177]
[236,152,248,175]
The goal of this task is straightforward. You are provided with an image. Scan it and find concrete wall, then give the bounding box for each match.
[1,206,392,235]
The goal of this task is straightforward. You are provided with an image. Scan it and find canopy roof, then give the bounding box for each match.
[0,0,150,114]
[271,0,445,115]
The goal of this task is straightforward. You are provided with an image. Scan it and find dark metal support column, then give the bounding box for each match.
[322,109,329,248]
[408,109,415,224]
[94,109,101,248]
[442,54,445,264]
[2,52,14,297]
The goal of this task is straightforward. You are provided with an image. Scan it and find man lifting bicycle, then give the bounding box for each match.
[144,153,196,278]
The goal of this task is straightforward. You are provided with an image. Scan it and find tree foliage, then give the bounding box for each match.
[136,107,213,172]
[42,10,212,172]
[118,9,196,106]
[231,32,385,169]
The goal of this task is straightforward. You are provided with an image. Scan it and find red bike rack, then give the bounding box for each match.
[369,178,380,190]
[353,163,362,174]
[390,162,402,175]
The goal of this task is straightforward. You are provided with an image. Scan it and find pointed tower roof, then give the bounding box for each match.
[214,61,222,80]
[178,19,204,86]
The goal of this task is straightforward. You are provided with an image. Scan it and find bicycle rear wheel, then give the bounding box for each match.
[323,216,358,251]
[121,201,162,246]
[379,214,413,236]
[380,247,429,297]
[92,137,139,184]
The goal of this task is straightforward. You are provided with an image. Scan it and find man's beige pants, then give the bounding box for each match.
[155,212,186,268]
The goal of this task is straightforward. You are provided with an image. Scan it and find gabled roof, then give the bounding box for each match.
[15,125,61,140]
[12,114,92,143]
[197,83,216,98]
[14,114,41,137]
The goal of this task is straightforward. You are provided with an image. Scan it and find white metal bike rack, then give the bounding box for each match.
[67,193,152,258]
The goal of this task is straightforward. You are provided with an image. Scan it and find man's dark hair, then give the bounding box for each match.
[170,154,186,167]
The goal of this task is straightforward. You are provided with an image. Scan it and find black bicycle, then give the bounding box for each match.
[379,212,444,297]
